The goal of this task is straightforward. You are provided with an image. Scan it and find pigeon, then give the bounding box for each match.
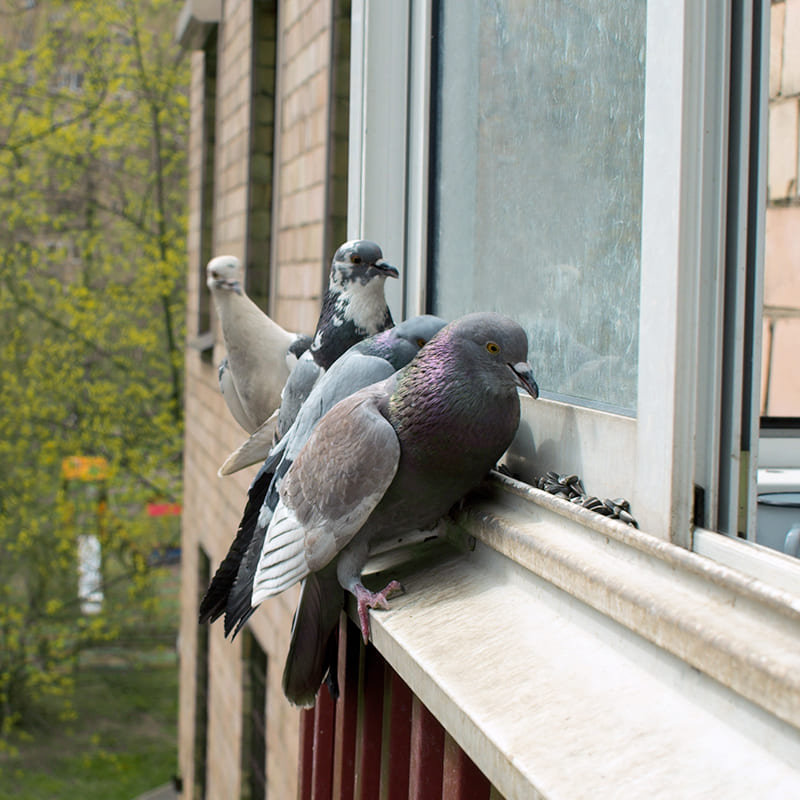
[274,239,399,439]
[198,315,448,640]
[251,312,538,706]
[207,255,311,434]
[215,239,400,473]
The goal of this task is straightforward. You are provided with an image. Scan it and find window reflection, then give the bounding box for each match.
[430,0,646,412]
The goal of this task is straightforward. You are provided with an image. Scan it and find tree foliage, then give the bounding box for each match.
[0,0,188,739]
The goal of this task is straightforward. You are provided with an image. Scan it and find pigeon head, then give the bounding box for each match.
[207,255,245,295]
[421,312,539,400]
[330,240,399,287]
[310,240,399,369]
[364,315,448,368]
[388,314,448,351]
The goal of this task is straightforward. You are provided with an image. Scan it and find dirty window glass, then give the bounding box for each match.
[430,0,646,413]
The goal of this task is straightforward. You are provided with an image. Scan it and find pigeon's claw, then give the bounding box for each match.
[353,580,404,643]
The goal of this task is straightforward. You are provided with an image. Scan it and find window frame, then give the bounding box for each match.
[240,631,268,800]
[324,3,800,787]
[346,0,792,566]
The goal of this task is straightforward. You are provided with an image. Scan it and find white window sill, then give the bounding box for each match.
[355,472,800,798]
[175,0,221,49]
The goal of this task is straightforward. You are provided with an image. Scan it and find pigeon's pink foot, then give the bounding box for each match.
[354,580,404,643]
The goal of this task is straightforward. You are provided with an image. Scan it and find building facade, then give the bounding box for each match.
[177,0,350,796]
[177,2,800,798]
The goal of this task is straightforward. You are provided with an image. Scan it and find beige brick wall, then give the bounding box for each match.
[761,206,800,415]
[762,0,800,416]
[273,0,335,333]
[215,0,254,259]
[179,0,348,797]
[769,0,800,203]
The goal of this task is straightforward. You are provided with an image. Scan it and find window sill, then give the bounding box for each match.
[356,472,800,798]
[175,0,221,50]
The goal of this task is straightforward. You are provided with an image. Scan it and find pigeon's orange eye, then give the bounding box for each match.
[416,338,427,347]
[486,342,500,354]
[351,254,361,264]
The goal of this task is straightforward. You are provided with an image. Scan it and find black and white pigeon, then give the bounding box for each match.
[198,315,448,640]
[275,240,398,436]
[217,239,399,474]
[251,312,539,706]
[207,255,311,434]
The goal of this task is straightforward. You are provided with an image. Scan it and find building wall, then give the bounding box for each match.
[178,0,345,797]
[763,0,800,416]
[272,0,341,330]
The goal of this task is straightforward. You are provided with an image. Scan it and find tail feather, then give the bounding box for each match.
[198,466,272,624]
[224,526,266,638]
[224,458,292,637]
[282,569,343,708]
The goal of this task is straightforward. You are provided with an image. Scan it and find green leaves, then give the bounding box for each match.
[0,0,189,736]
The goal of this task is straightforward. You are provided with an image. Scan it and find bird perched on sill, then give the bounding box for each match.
[211,240,399,471]
[199,315,448,645]
[248,312,538,707]
[207,254,310,434]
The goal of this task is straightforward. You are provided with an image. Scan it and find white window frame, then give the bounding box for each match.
[347,0,799,585]
[344,5,800,789]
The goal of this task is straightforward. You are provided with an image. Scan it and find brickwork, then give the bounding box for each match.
[273,0,335,333]
[762,0,800,415]
[178,0,347,796]
[215,0,254,259]
[325,0,351,259]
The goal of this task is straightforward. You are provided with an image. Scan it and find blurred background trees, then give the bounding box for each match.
[0,0,188,740]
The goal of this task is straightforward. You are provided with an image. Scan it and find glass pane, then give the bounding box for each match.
[430,0,646,413]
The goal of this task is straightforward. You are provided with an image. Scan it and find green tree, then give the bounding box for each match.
[0,0,188,739]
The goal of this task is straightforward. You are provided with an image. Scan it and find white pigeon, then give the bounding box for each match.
[207,255,310,435]
[215,240,399,473]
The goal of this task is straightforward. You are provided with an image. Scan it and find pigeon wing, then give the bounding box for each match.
[217,410,279,476]
[276,353,323,440]
[218,358,254,434]
[250,381,399,604]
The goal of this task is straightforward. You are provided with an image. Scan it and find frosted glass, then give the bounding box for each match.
[430,0,646,413]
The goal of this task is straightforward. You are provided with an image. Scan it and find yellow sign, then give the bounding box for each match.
[61,456,109,481]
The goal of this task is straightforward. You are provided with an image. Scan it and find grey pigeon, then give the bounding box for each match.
[198,315,447,640]
[207,255,311,434]
[217,239,400,473]
[250,312,538,706]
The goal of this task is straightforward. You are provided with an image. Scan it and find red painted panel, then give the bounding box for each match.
[442,733,490,800]
[333,616,361,800]
[298,708,315,800]
[299,617,497,800]
[311,687,337,799]
[355,641,385,800]
[408,695,444,800]
[385,671,413,800]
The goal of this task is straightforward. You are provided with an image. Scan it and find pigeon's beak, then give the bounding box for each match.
[216,277,243,295]
[509,361,538,399]
[373,259,400,279]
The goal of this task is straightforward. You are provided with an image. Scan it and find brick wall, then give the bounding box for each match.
[272,0,337,332]
[763,0,800,415]
[179,0,347,796]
